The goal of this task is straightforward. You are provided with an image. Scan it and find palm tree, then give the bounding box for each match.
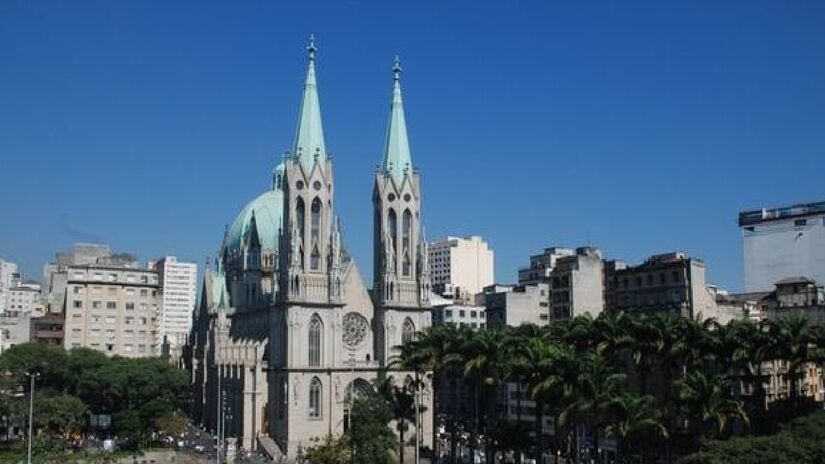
[677,371,749,451]
[604,393,667,464]
[375,376,416,463]
[559,352,626,464]
[769,313,812,415]
[393,324,466,463]
[507,331,576,463]
[461,328,507,464]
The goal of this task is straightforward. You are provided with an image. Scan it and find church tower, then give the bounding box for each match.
[279,35,342,304]
[373,57,432,366]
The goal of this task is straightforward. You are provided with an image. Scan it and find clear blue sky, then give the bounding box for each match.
[2,1,824,291]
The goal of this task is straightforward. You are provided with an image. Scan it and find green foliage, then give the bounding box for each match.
[36,393,88,437]
[298,434,352,464]
[395,311,825,463]
[0,343,189,448]
[683,411,825,464]
[297,396,396,464]
[350,396,396,464]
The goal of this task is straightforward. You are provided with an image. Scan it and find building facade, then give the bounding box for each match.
[740,200,825,292]
[62,262,162,357]
[0,258,19,314]
[185,44,433,461]
[428,236,494,301]
[150,256,198,351]
[549,246,605,320]
[481,283,550,328]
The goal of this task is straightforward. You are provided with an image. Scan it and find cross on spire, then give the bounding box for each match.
[307,34,317,61]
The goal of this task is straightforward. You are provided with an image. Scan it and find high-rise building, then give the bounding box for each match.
[61,255,162,357]
[150,256,198,351]
[0,258,19,314]
[428,235,494,301]
[740,200,825,292]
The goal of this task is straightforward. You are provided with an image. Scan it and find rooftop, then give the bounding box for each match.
[738,200,825,226]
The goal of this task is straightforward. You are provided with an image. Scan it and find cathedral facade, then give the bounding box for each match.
[184,38,433,462]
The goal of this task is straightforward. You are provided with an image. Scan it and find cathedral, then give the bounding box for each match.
[184,37,433,462]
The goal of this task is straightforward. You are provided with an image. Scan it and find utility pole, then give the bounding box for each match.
[216,364,222,464]
[414,370,420,464]
[26,371,40,464]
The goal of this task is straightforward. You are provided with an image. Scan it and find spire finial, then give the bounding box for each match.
[307,34,317,61]
[393,55,402,81]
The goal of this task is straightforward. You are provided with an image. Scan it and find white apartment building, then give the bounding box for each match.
[149,256,198,351]
[0,258,19,314]
[63,264,162,357]
[428,236,494,301]
[740,200,825,292]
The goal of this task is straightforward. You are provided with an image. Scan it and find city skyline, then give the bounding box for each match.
[2,1,825,291]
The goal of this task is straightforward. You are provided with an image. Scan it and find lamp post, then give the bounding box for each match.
[26,371,40,464]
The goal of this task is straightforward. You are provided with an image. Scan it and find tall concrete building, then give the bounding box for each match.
[62,254,162,357]
[150,256,198,351]
[0,258,19,314]
[480,283,550,327]
[518,247,575,285]
[609,251,743,322]
[185,44,433,459]
[740,200,825,292]
[428,235,494,301]
[549,247,605,320]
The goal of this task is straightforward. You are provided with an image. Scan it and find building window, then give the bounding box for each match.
[402,317,415,344]
[73,301,82,309]
[125,302,135,310]
[308,314,322,367]
[388,209,398,273]
[402,209,412,276]
[310,198,322,270]
[794,219,807,227]
[106,301,116,310]
[92,301,101,309]
[309,377,322,418]
[445,309,452,318]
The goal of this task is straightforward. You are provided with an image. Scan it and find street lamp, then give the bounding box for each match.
[26,371,40,464]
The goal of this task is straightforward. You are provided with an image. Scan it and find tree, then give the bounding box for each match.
[350,396,396,464]
[298,434,352,464]
[559,352,625,463]
[374,376,416,464]
[677,371,749,448]
[36,393,88,439]
[604,394,667,463]
[461,328,506,464]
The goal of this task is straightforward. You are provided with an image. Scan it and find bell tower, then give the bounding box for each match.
[279,35,342,304]
[373,57,431,365]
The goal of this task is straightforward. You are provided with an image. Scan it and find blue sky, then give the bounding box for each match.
[1,1,824,290]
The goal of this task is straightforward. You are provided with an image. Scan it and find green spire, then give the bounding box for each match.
[293,34,327,169]
[382,56,412,184]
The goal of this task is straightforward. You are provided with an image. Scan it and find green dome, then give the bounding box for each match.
[224,187,283,255]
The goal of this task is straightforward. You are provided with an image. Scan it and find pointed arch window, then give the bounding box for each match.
[309,377,322,418]
[296,197,306,269]
[402,317,416,345]
[310,198,322,270]
[308,314,322,367]
[388,209,398,273]
[402,209,412,276]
